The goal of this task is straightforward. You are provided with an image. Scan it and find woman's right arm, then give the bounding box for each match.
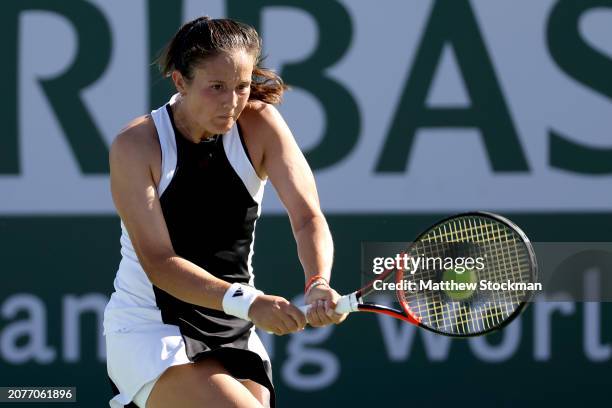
[109,118,305,334]
[110,119,231,309]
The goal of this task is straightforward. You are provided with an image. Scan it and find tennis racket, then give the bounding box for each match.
[300,212,538,337]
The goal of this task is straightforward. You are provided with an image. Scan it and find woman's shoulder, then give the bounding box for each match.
[110,115,160,167]
[240,100,287,137]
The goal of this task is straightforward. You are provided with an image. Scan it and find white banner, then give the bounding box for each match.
[0,0,610,214]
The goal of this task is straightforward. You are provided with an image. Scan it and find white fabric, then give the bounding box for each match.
[222,122,267,202]
[222,120,267,282]
[106,325,270,407]
[150,95,179,197]
[106,323,191,407]
[132,376,158,408]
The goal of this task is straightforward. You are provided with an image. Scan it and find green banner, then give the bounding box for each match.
[1,214,610,407]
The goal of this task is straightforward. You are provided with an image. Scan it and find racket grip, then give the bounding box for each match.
[336,293,359,313]
[298,293,359,317]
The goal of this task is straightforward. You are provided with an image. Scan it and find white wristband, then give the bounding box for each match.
[222,283,263,321]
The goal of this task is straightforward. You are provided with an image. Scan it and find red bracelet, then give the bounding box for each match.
[304,274,329,294]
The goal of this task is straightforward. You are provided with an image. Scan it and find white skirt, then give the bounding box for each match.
[105,322,272,408]
[104,258,274,407]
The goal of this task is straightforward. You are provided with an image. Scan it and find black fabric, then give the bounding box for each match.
[152,104,274,405]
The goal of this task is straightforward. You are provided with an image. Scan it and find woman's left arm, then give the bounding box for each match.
[243,103,347,327]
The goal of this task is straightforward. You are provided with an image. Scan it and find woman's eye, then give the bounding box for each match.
[211,84,223,90]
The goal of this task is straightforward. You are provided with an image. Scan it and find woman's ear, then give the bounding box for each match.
[171,70,187,95]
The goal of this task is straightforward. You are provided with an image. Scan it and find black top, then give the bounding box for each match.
[154,104,260,351]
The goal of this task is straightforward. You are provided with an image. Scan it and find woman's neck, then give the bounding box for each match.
[171,96,214,144]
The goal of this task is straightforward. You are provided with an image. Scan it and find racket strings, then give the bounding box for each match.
[401,216,534,335]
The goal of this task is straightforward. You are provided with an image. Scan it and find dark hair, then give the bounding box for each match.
[157,17,287,105]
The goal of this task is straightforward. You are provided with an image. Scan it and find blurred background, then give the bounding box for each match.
[1,0,611,406]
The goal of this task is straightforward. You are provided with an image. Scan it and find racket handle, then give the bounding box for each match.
[298,293,359,317]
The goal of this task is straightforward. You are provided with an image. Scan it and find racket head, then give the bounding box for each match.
[397,212,537,337]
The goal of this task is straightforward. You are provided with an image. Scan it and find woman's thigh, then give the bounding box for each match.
[241,380,271,408]
[146,358,265,408]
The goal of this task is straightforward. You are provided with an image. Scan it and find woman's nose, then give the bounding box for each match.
[223,91,238,109]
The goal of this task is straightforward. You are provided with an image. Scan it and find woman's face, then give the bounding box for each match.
[174,49,254,138]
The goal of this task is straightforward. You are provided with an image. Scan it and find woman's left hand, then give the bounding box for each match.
[304,285,348,327]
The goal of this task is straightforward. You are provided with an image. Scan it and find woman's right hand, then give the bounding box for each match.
[248,294,307,335]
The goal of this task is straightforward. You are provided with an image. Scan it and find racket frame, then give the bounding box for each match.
[344,211,538,337]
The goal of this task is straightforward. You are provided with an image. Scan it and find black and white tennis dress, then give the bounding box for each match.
[103,95,273,407]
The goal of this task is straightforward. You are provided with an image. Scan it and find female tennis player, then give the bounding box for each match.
[103,16,346,408]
